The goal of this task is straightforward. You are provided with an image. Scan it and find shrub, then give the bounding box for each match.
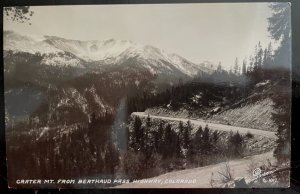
[245,131,254,139]
[228,131,245,157]
[123,151,162,179]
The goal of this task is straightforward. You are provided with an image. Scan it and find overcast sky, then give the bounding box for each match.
[4,3,274,69]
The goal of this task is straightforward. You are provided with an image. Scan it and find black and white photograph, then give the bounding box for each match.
[3,3,291,188]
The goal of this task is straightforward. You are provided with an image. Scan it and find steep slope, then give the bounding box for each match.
[207,80,279,131]
[208,98,276,131]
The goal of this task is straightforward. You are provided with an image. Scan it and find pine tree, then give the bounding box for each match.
[104,142,119,174]
[268,3,291,162]
[268,3,291,68]
[242,59,247,75]
[133,116,143,151]
[228,131,244,157]
[154,121,164,153]
[144,114,151,145]
[234,57,239,75]
[262,47,268,68]
[186,141,195,163]
[202,125,211,155]
[257,41,264,67]
[212,130,220,143]
[146,115,151,128]
[183,120,192,149]
[217,62,222,72]
[229,66,233,75]
[254,44,259,70]
[194,125,203,151]
[248,56,254,73]
[175,134,182,158]
[271,72,291,163]
[163,124,173,158]
[265,42,274,68]
[178,121,184,147]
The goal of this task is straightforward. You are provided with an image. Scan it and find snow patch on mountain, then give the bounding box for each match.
[45,36,134,62]
[41,53,83,68]
[57,87,89,115]
[88,86,106,109]
[4,30,61,54]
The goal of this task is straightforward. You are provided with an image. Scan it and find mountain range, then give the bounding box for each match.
[4,30,213,78]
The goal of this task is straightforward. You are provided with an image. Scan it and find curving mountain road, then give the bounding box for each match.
[132,112,276,139]
[115,151,275,188]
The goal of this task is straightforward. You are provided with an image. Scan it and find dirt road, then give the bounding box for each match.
[132,112,276,139]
